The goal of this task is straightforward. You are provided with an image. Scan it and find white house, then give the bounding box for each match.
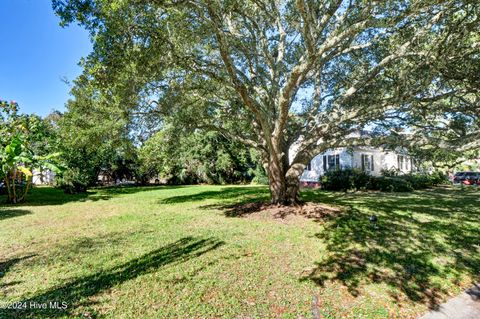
[291,146,415,185]
[32,169,56,185]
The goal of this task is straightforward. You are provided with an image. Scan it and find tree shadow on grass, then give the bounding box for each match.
[0,188,112,207]
[0,209,32,221]
[202,200,343,223]
[0,255,36,281]
[0,185,188,207]
[159,186,269,205]
[98,185,187,196]
[1,237,224,319]
[39,230,153,268]
[1,255,36,290]
[466,283,480,299]
[300,188,480,309]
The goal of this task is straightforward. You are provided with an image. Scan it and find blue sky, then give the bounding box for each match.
[0,0,91,116]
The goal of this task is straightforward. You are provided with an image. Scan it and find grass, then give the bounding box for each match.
[0,185,479,318]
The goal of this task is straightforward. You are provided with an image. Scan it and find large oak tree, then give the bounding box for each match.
[54,0,479,204]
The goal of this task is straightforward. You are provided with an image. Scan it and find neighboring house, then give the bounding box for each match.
[291,146,416,185]
[32,169,55,185]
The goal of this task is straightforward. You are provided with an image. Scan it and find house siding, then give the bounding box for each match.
[300,148,353,182]
[295,146,415,183]
[351,147,387,176]
[32,169,55,185]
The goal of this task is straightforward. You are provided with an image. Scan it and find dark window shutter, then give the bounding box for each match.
[361,154,365,171]
[371,155,374,171]
[335,154,340,168]
[323,155,327,171]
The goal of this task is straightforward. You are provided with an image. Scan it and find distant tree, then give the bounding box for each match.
[139,125,264,184]
[54,0,479,204]
[54,77,140,192]
[410,148,479,172]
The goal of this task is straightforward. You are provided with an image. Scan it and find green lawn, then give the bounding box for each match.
[0,185,479,318]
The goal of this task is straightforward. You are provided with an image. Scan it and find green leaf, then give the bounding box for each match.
[42,162,62,174]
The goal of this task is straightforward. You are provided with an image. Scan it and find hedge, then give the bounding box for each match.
[321,169,447,192]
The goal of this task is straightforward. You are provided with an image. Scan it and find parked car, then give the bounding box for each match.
[463,172,480,185]
[453,171,480,185]
[453,172,466,184]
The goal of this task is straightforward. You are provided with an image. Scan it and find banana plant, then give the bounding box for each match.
[0,135,61,203]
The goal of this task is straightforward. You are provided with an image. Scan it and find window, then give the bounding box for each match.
[361,154,374,172]
[398,155,405,170]
[305,162,312,171]
[465,172,477,179]
[323,154,340,171]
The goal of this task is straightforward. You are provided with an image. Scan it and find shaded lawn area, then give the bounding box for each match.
[0,185,478,318]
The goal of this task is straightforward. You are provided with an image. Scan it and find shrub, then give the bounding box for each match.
[399,172,448,190]
[249,164,269,185]
[380,168,399,177]
[370,176,414,192]
[55,168,90,194]
[321,169,371,191]
[430,171,448,185]
[401,174,431,189]
[251,174,269,185]
[321,169,446,192]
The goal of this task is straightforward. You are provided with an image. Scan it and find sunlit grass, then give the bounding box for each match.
[0,185,478,318]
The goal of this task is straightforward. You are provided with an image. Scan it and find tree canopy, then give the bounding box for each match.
[53,76,140,192]
[54,0,480,204]
[138,126,264,184]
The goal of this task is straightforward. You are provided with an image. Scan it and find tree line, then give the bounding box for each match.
[1,93,269,202]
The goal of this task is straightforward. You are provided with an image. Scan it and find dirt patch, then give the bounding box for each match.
[222,201,342,223]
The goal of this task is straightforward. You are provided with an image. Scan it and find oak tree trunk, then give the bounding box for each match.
[267,157,303,206]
